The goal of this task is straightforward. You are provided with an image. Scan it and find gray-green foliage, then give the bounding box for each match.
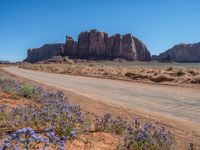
[2,86,13,94]
[20,84,38,99]
[2,85,20,99]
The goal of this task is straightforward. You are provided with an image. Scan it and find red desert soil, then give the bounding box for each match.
[66,132,120,150]
[0,91,34,108]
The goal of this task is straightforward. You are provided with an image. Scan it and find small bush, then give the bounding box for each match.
[110,117,127,135]
[122,121,173,150]
[2,86,13,94]
[67,59,74,65]
[166,67,173,71]
[188,70,198,76]
[191,77,200,84]
[175,69,185,76]
[0,105,7,121]
[2,86,21,99]
[151,75,174,82]
[20,84,38,99]
[125,72,148,80]
[0,77,4,83]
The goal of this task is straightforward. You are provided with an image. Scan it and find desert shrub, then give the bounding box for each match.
[95,115,174,150]
[0,77,4,83]
[81,112,96,132]
[165,67,173,71]
[0,78,22,92]
[10,90,81,138]
[190,77,200,84]
[2,86,13,94]
[175,69,185,76]
[0,105,7,121]
[125,72,148,80]
[151,75,174,82]
[67,59,74,65]
[110,117,128,135]
[122,120,173,150]
[153,72,158,76]
[188,70,198,76]
[0,78,40,100]
[0,127,68,150]
[0,90,81,149]
[95,113,112,131]
[188,143,194,150]
[20,84,38,99]
[95,114,128,135]
[0,78,24,99]
[2,85,21,100]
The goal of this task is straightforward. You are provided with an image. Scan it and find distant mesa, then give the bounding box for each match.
[151,55,160,61]
[25,29,151,63]
[152,42,200,63]
[25,44,65,63]
[0,60,11,64]
[24,29,200,63]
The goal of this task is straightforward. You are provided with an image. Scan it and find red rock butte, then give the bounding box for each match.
[25,29,151,63]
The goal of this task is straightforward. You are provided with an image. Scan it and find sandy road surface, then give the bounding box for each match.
[3,67,200,124]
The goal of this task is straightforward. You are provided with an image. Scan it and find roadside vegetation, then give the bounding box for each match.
[0,77,176,149]
[0,68,197,150]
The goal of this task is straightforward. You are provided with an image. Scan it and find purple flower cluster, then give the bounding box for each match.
[0,78,22,93]
[10,90,82,138]
[0,78,38,99]
[0,78,81,149]
[95,114,128,135]
[0,77,175,150]
[94,115,173,149]
[94,113,112,131]
[0,127,69,150]
[124,120,173,150]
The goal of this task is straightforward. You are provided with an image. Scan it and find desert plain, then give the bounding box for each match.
[1,60,198,149]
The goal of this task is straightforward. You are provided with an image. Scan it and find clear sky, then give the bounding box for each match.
[1,0,200,62]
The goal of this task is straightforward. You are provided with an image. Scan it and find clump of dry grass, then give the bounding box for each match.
[190,77,200,84]
[188,70,198,76]
[151,75,174,82]
[175,69,185,76]
[166,67,173,71]
[125,72,149,80]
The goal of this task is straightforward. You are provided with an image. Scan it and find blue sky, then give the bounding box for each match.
[0,0,200,61]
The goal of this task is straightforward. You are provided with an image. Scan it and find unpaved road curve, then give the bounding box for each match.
[3,67,200,124]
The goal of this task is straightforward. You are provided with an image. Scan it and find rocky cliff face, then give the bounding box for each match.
[158,42,200,62]
[151,55,159,61]
[25,29,151,63]
[64,29,151,61]
[25,44,64,63]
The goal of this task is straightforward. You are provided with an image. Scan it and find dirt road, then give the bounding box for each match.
[3,67,200,124]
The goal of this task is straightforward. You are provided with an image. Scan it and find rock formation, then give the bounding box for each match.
[25,29,151,63]
[157,42,200,62]
[64,29,151,61]
[0,60,10,64]
[151,55,159,61]
[25,44,64,63]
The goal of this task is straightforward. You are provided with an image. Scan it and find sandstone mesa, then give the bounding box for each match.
[25,29,151,63]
